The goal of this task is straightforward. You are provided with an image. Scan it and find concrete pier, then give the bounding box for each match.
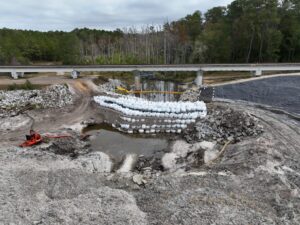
[195,70,203,86]
[11,71,24,79]
[134,71,142,90]
[255,69,262,76]
[71,70,80,79]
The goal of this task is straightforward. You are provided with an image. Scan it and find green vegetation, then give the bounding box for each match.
[0,0,299,65]
[152,72,196,83]
[4,80,45,90]
[94,72,135,85]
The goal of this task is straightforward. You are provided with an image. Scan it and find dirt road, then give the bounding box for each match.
[1,79,102,146]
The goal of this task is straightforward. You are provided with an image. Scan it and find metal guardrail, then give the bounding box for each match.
[1,64,300,72]
[1,64,300,80]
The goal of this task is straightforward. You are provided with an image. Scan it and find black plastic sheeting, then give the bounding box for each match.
[215,76,300,115]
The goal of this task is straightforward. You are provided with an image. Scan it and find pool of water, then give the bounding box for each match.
[85,79,188,160]
[84,124,170,160]
[135,80,188,102]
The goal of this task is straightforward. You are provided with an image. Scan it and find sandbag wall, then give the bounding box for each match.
[94,95,207,134]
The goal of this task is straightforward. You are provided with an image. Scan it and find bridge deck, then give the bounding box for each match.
[1,64,300,73]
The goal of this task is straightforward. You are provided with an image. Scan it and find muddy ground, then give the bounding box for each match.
[0,78,300,225]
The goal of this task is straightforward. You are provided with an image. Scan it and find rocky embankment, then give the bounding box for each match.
[185,105,264,144]
[0,84,73,118]
[98,79,125,93]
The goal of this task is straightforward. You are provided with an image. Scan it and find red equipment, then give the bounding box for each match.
[19,131,71,148]
[19,132,42,147]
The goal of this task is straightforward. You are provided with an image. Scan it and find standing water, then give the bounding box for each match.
[83,124,170,161]
[85,79,187,161]
[135,80,187,102]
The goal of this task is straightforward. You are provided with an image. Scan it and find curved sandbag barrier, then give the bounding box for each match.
[93,95,207,134]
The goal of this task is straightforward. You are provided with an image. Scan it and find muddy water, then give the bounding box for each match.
[84,124,169,160]
[85,80,186,160]
[135,80,187,102]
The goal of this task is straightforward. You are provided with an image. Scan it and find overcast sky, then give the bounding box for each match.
[0,0,233,31]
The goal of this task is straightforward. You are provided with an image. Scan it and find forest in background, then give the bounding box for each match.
[0,0,299,65]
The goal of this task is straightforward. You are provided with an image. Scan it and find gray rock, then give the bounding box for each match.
[133,174,147,185]
[98,79,125,93]
[185,105,264,144]
[78,152,113,173]
[0,84,73,118]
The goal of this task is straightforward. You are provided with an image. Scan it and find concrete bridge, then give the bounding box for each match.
[1,64,300,86]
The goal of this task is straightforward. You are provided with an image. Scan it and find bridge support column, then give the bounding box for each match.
[11,71,24,79]
[71,70,80,79]
[255,69,262,76]
[195,70,203,86]
[252,69,262,77]
[134,70,141,90]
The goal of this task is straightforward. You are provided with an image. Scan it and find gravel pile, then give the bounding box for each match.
[98,79,124,92]
[185,105,264,144]
[0,84,73,118]
[180,87,200,102]
[180,86,214,103]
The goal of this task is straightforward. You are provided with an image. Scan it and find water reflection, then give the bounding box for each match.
[135,80,184,102]
[83,125,169,160]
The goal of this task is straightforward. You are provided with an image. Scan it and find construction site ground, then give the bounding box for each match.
[0,75,299,224]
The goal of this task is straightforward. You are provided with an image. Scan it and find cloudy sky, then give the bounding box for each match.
[0,0,233,31]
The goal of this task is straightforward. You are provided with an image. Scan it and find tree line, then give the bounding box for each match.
[0,0,299,65]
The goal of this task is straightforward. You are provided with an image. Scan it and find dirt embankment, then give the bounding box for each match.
[0,79,103,145]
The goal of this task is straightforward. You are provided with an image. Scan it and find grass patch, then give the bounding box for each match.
[91,71,261,86]
[153,72,196,83]
[0,80,48,91]
[204,71,252,84]
[93,72,135,85]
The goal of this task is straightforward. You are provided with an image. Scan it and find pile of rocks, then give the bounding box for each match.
[98,79,124,93]
[185,105,264,144]
[180,87,200,102]
[180,86,214,103]
[0,84,73,118]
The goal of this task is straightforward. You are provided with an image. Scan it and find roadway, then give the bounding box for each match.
[1,63,300,73]
[215,75,300,115]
